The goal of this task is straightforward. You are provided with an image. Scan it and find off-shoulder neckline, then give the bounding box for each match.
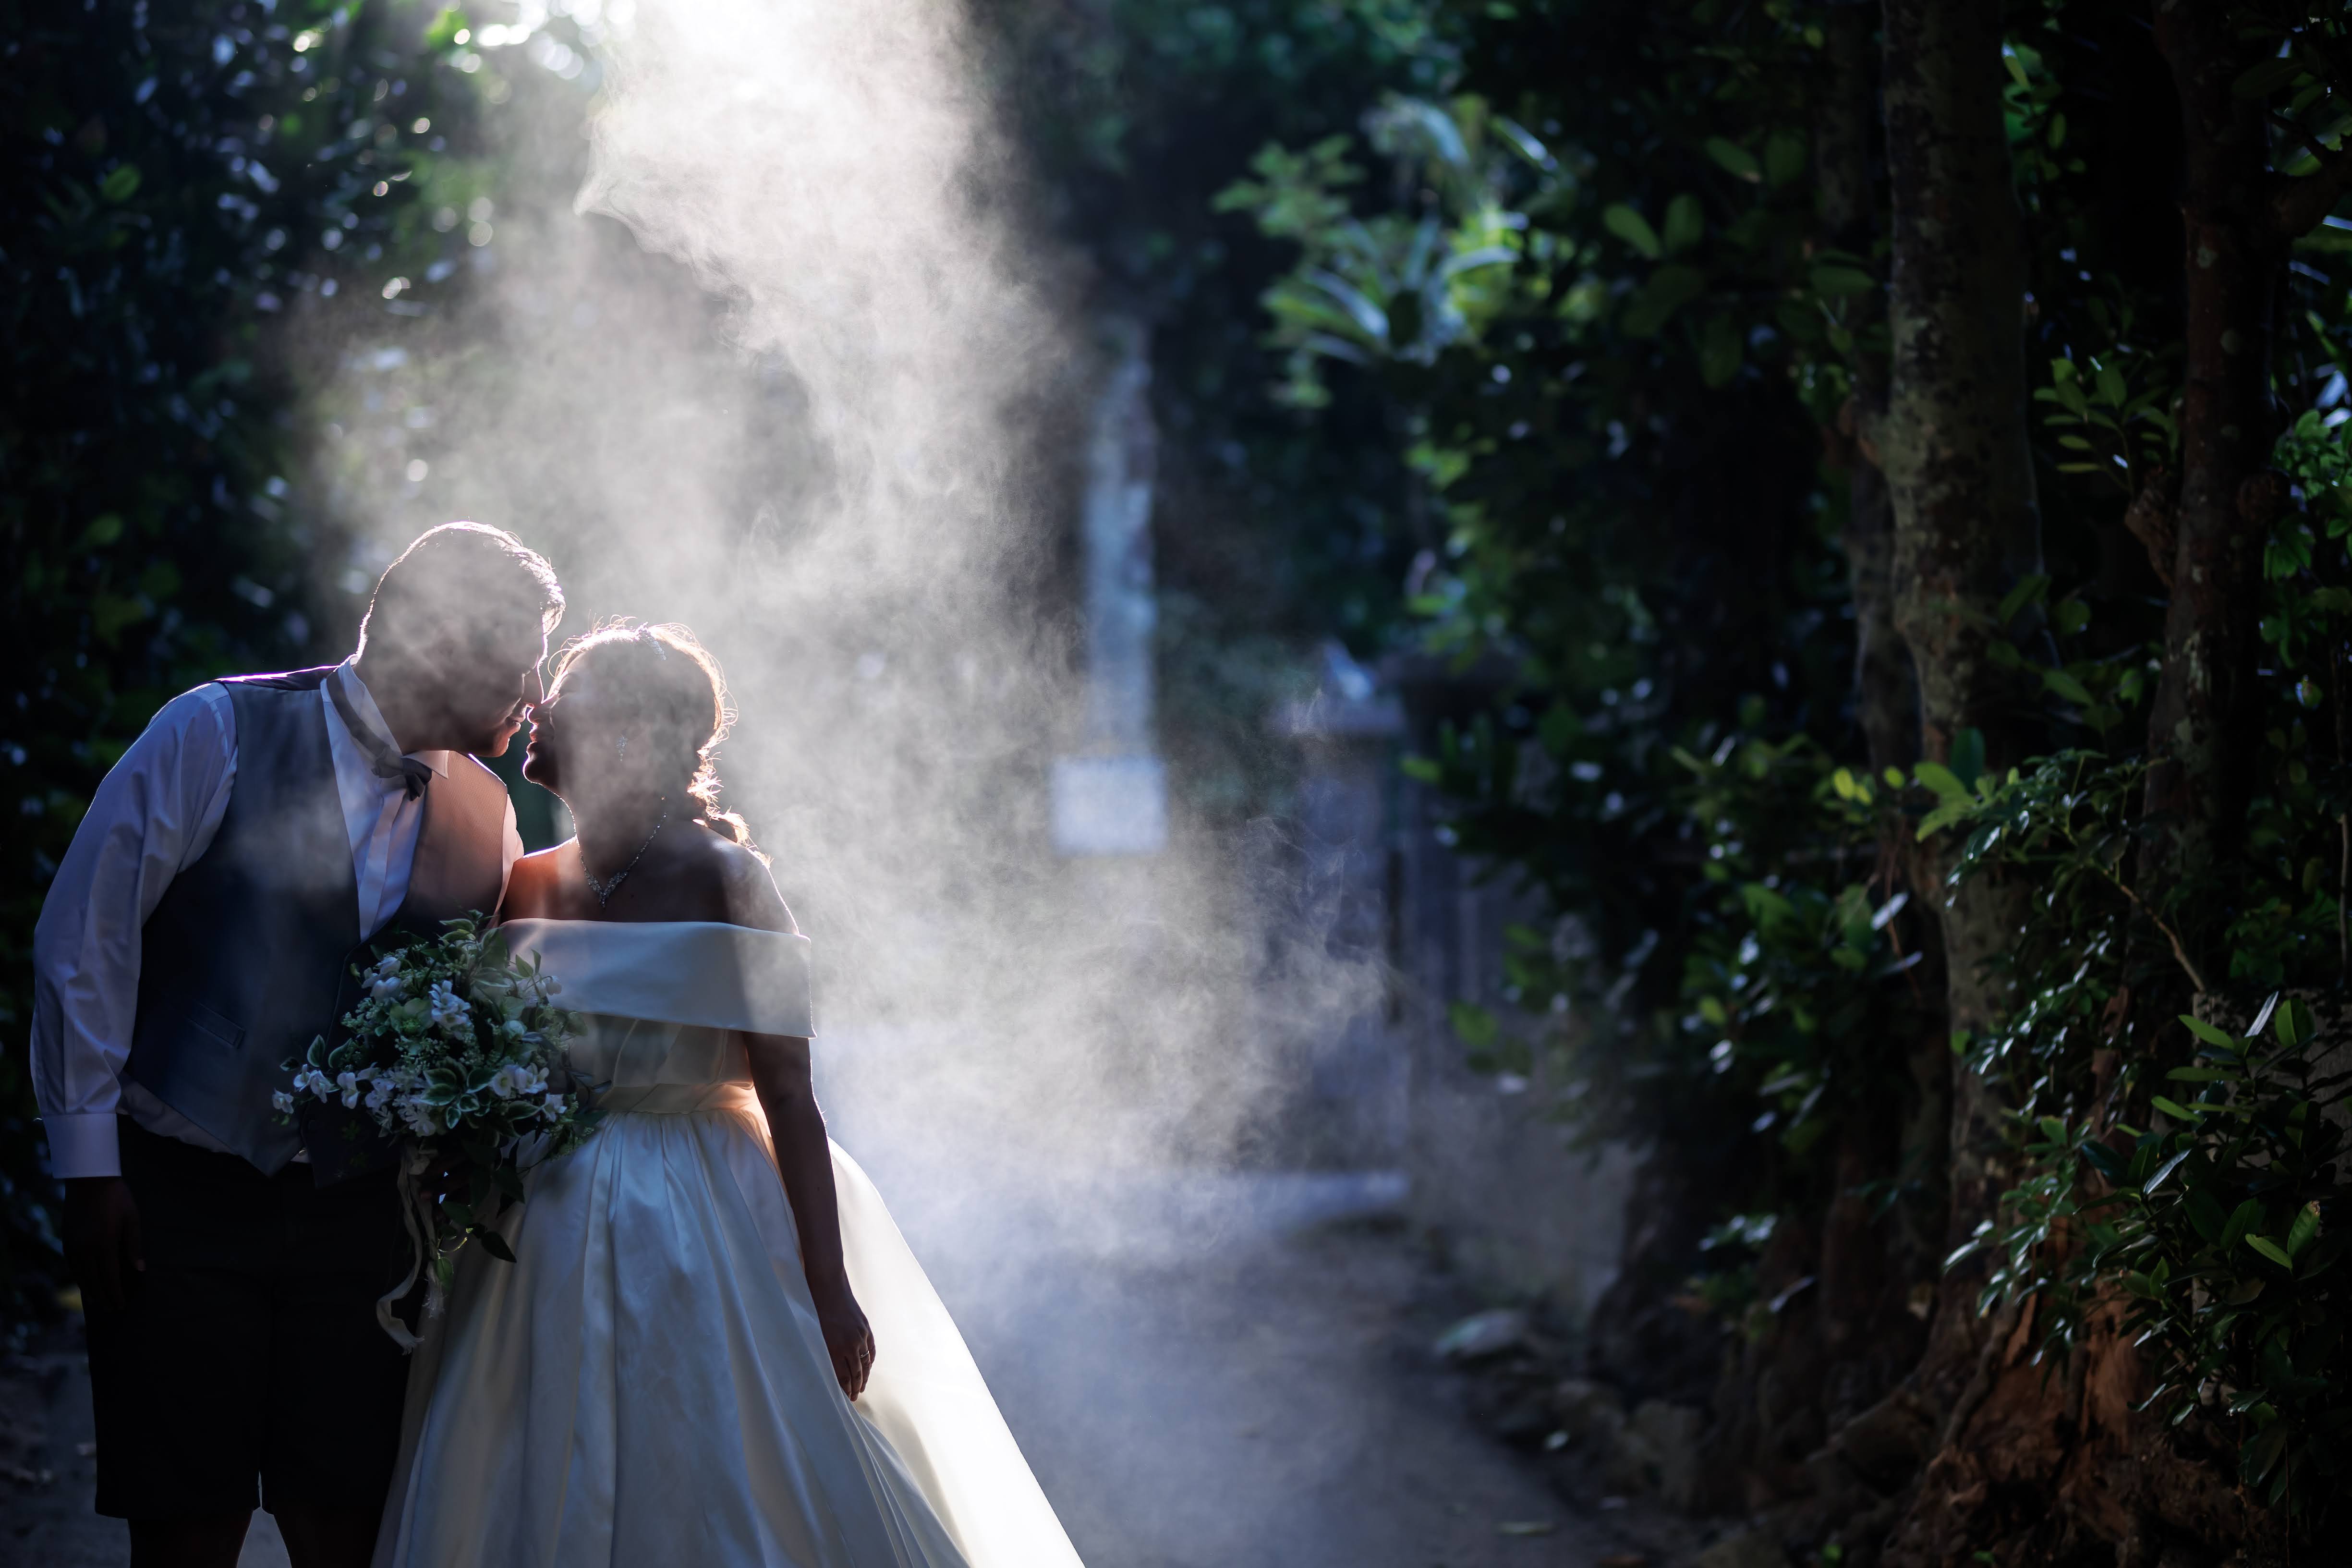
[494,917,801,939]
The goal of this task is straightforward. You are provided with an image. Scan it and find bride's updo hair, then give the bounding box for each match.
[547,619,764,861]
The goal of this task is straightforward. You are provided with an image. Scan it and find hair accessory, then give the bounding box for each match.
[616,735,628,761]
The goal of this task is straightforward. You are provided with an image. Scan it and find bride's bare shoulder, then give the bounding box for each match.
[692,825,797,935]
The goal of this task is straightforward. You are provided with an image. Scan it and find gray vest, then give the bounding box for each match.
[122,669,510,1177]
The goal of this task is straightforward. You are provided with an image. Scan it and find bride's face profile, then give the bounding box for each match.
[528,628,728,828]
[522,668,613,802]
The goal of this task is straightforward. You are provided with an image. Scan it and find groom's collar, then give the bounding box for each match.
[333,658,453,778]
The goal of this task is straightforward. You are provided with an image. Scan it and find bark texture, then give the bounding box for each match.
[1879,5,2328,1562]
[1822,2,1920,789]
[1875,0,2035,1300]
[1818,2,1950,1303]
[2139,0,2286,889]
[1686,12,1960,1545]
[1869,0,2045,1558]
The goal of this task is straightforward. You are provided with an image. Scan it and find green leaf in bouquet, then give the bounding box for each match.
[473,1228,518,1264]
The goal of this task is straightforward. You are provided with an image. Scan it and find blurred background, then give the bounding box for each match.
[5,1,2351,1565]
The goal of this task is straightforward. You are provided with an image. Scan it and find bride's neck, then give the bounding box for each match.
[569,788,674,871]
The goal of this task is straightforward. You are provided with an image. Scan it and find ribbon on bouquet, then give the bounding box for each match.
[375,1149,447,1352]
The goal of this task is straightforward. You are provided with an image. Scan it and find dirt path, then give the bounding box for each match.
[0,1179,1656,1568]
[971,1208,1637,1568]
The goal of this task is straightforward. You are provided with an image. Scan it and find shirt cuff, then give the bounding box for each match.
[42,1113,122,1179]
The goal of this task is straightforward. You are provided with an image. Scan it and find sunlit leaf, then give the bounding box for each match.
[2285,1201,2320,1258]
[2179,1015,2238,1049]
[2042,668,2094,706]
[1703,136,1759,182]
[1601,203,1662,259]
[1913,761,1969,802]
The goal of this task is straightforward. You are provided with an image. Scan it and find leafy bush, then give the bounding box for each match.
[1974,997,2348,1517]
[1935,410,2352,1525]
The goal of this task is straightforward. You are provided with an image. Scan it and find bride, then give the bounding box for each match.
[375,620,1083,1568]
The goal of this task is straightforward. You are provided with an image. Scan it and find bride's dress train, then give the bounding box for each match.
[374,919,1083,1568]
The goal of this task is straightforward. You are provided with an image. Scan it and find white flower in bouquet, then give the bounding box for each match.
[367,953,406,1001]
[489,1062,546,1100]
[279,914,602,1345]
[425,978,471,1035]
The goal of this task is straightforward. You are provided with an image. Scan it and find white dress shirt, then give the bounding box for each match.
[30,659,523,1179]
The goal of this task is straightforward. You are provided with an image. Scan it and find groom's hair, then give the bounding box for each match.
[357,523,565,662]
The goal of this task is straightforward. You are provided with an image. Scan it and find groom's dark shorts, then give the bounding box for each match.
[85,1118,411,1520]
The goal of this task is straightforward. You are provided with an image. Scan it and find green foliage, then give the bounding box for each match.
[998,1,1461,821]
[1215,0,2352,1511]
[1,0,478,1337]
[2263,413,2352,674]
[1213,0,1952,1243]
[1967,999,2349,1517]
[1929,750,2152,1096]
[2033,338,2177,491]
[1212,92,1542,401]
[1927,404,2352,1521]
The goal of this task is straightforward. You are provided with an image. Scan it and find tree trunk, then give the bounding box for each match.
[1869,0,2045,1557]
[1774,10,1953,1513]
[1875,0,2036,1299]
[2139,0,2285,895]
[1817,0,1951,1305]
[1876,5,2342,1562]
[1821,1,1919,788]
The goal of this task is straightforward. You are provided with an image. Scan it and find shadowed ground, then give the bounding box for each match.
[0,1174,1653,1568]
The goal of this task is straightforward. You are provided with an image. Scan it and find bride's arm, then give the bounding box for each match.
[725,839,868,1393]
[744,1029,874,1400]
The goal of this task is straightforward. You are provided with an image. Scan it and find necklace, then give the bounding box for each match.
[581,800,668,908]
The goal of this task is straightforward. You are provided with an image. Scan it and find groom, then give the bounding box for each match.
[32,523,563,1568]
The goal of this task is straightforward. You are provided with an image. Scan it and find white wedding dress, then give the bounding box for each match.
[374,918,1084,1568]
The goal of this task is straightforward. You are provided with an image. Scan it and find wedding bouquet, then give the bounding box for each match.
[279,914,603,1341]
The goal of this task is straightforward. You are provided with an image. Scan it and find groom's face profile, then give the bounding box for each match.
[436,621,549,757]
[357,523,563,757]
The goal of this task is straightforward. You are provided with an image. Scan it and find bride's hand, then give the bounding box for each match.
[812,1276,875,1399]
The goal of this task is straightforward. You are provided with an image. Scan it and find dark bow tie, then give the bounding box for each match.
[328,674,432,801]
